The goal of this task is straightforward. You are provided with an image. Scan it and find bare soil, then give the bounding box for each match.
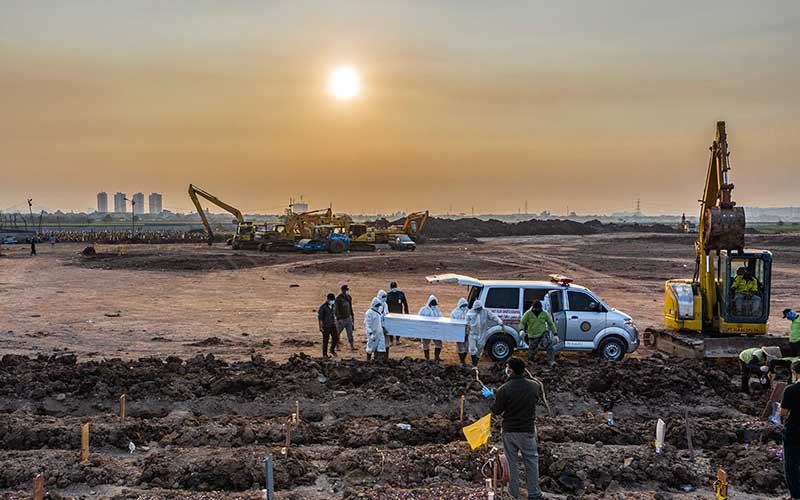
[1,233,799,499]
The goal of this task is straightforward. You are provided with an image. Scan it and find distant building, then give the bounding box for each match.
[292,202,309,213]
[114,192,127,213]
[148,193,163,214]
[132,192,145,214]
[96,192,108,213]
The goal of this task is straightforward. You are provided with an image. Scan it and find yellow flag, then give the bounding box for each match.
[462,413,492,450]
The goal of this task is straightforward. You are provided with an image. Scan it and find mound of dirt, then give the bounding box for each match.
[291,252,520,275]
[423,217,680,240]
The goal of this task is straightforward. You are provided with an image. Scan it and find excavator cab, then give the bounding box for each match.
[718,250,772,327]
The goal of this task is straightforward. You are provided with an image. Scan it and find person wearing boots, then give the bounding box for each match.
[385,282,409,345]
[519,300,558,366]
[317,293,338,358]
[451,297,469,365]
[418,295,443,362]
[377,289,391,360]
[364,298,385,362]
[466,300,502,367]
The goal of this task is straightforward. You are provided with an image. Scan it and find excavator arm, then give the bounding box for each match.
[188,184,246,245]
[400,211,429,237]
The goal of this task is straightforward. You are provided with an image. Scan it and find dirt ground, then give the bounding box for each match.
[1,233,799,499]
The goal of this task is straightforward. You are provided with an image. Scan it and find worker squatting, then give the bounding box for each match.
[318,281,560,366]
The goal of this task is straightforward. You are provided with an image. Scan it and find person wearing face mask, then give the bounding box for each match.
[365,297,386,362]
[451,297,470,365]
[482,357,544,500]
[466,300,502,367]
[317,293,338,358]
[335,284,355,351]
[519,300,558,366]
[385,282,409,345]
[377,290,391,360]
[418,295,443,362]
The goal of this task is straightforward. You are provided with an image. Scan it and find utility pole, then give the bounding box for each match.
[124,196,135,235]
[27,199,34,233]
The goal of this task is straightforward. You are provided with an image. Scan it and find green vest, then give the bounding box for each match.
[739,347,766,364]
[791,318,800,343]
[519,309,556,339]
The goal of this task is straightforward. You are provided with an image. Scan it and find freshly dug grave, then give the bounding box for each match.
[0,353,790,498]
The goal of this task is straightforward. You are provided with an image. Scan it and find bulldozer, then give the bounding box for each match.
[653,122,785,357]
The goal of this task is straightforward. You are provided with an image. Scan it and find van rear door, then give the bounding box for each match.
[545,289,567,342]
[426,274,482,287]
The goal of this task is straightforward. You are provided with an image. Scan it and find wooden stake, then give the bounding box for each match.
[33,474,44,500]
[685,409,694,459]
[284,416,292,455]
[295,400,300,421]
[119,394,126,422]
[459,395,465,422]
[80,423,90,464]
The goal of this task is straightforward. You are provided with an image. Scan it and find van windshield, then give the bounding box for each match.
[467,286,483,307]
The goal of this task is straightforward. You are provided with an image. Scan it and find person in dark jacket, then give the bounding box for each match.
[482,357,543,500]
[30,238,36,255]
[385,281,409,345]
[318,293,338,358]
[334,284,355,351]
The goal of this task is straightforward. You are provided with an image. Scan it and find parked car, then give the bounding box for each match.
[389,234,416,251]
[386,273,639,362]
[2,237,19,244]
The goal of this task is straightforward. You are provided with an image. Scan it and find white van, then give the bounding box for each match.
[425,274,640,362]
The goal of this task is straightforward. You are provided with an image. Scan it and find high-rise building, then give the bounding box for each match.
[148,193,163,214]
[114,192,127,213]
[96,192,108,213]
[132,192,145,214]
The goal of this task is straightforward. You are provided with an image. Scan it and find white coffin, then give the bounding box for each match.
[383,313,466,342]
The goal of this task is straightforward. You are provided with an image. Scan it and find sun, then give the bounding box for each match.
[327,66,361,101]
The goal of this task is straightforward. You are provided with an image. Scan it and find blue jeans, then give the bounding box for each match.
[502,432,542,500]
[784,433,800,499]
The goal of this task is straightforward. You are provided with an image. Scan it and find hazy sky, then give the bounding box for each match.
[2,1,798,215]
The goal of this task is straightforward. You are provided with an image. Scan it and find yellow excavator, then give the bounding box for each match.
[657,122,781,357]
[188,184,259,249]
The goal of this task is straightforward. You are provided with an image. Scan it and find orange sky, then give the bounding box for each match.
[1,1,798,215]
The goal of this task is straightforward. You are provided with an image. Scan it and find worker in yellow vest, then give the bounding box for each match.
[739,347,769,394]
[785,309,800,356]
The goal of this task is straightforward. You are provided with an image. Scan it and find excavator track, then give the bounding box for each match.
[646,328,790,359]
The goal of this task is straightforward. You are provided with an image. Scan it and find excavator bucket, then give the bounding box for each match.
[704,207,746,251]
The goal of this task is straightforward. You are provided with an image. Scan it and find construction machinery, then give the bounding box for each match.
[188,184,259,249]
[295,225,350,253]
[655,122,783,357]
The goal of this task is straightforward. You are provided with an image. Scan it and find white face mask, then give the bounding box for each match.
[505,367,513,377]
[328,300,335,305]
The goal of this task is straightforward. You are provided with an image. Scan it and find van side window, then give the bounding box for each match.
[568,291,606,312]
[549,291,564,313]
[484,288,520,309]
[523,288,549,311]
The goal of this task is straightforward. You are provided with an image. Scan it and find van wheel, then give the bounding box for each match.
[598,337,626,361]
[486,335,514,363]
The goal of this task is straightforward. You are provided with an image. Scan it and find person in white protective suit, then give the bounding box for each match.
[364,297,386,362]
[465,299,502,367]
[377,289,391,360]
[450,297,470,365]
[418,294,443,362]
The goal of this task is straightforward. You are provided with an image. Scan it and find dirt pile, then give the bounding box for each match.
[69,250,295,272]
[423,217,681,239]
[0,353,790,499]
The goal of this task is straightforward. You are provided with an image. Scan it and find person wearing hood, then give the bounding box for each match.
[419,295,443,362]
[451,298,470,365]
[365,298,386,362]
[466,300,502,367]
[377,289,391,359]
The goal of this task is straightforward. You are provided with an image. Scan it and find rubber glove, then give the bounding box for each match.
[481,386,495,398]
